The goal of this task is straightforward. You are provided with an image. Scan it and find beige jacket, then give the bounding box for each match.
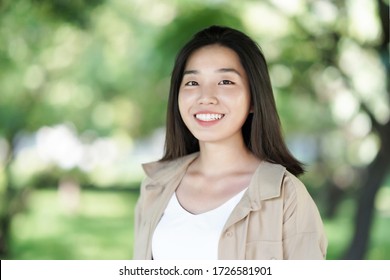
[133,153,327,260]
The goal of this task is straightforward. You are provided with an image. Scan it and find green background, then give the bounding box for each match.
[1,0,389,260]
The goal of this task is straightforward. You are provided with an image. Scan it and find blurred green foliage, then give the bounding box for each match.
[0,0,389,259]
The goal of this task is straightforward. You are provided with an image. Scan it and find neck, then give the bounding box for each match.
[194,138,259,177]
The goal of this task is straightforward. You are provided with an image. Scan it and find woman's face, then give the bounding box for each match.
[178,44,251,145]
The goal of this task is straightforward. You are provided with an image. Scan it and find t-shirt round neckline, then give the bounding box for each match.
[172,187,248,217]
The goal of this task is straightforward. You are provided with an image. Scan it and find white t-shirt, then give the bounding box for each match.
[152,188,247,260]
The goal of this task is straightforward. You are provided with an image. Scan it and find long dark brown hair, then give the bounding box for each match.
[161,25,304,176]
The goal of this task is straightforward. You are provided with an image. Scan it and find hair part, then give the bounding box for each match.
[161,25,304,176]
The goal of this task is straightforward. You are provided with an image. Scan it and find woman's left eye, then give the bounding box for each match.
[218,80,234,85]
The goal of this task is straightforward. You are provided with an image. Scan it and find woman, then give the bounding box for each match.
[133,25,327,260]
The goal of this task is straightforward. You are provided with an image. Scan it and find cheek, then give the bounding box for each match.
[178,92,193,111]
[178,93,184,112]
[178,93,189,120]
[241,91,252,111]
[224,93,251,111]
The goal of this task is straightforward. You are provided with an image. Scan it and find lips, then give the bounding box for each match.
[194,113,225,121]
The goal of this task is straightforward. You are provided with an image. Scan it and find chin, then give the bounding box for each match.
[193,133,231,144]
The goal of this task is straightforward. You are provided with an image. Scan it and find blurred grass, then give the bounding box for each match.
[7,187,390,260]
[9,188,138,260]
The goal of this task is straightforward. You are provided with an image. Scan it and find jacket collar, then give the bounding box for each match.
[142,153,286,239]
[142,152,286,205]
[142,153,199,186]
[247,160,286,206]
[223,160,286,230]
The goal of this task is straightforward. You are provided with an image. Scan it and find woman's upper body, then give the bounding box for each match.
[133,152,328,260]
[133,25,327,260]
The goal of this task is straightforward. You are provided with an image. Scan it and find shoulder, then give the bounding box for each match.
[141,153,198,195]
[282,170,315,206]
[280,171,328,259]
[281,170,325,235]
[136,153,199,211]
[251,161,317,212]
[141,152,199,185]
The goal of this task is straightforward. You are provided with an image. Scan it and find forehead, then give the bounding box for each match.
[184,44,245,73]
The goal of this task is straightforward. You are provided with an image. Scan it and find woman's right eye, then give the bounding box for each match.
[184,81,198,86]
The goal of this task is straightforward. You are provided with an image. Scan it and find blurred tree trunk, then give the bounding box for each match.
[343,0,390,259]
[324,181,345,218]
[0,210,10,258]
[344,123,390,259]
[0,145,14,258]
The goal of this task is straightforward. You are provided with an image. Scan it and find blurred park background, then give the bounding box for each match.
[0,0,389,260]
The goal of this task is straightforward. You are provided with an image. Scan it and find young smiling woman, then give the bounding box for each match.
[133,26,327,260]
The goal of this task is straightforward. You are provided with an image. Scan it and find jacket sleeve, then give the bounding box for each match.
[132,176,150,259]
[281,173,328,259]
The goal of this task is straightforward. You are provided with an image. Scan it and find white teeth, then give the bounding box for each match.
[195,113,224,121]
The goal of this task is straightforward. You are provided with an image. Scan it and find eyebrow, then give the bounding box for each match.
[183,70,199,75]
[216,68,242,77]
[183,68,242,77]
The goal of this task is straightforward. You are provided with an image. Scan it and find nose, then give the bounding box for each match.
[198,87,218,105]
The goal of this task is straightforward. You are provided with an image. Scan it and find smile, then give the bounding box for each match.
[194,113,225,121]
